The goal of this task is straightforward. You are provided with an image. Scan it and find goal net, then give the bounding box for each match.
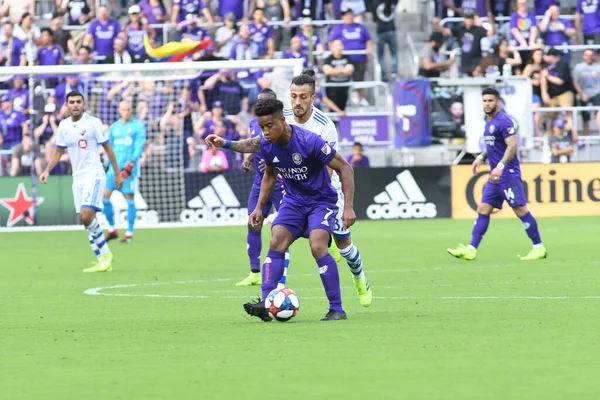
[0,59,303,231]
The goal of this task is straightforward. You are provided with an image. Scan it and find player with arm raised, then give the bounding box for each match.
[40,91,124,272]
[245,99,355,321]
[236,88,290,288]
[103,100,147,243]
[447,87,547,261]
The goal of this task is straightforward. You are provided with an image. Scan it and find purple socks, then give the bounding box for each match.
[316,253,343,314]
[470,213,490,249]
[247,230,262,273]
[519,212,542,245]
[261,249,285,300]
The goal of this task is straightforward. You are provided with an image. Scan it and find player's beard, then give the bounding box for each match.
[293,106,309,119]
[484,105,498,116]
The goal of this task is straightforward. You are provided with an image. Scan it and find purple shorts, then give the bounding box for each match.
[247,184,285,216]
[272,199,337,241]
[481,177,527,209]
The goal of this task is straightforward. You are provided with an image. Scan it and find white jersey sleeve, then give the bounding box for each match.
[94,117,109,145]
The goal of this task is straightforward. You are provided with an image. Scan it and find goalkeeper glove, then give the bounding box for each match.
[120,161,135,179]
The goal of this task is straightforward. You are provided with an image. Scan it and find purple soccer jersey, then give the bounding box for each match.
[577,0,600,35]
[535,0,558,16]
[295,32,321,52]
[37,45,63,65]
[173,0,205,22]
[87,20,122,56]
[183,25,210,42]
[543,18,574,46]
[125,24,147,57]
[0,38,25,66]
[249,22,273,56]
[328,23,371,63]
[230,39,260,60]
[258,125,338,208]
[510,11,536,43]
[0,110,27,148]
[481,110,526,209]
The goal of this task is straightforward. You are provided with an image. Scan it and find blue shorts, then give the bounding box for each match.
[272,199,337,241]
[481,177,526,210]
[106,171,137,195]
[247,184,284,217]
[532,94,542,105]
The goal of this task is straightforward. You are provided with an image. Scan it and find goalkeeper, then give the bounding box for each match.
[103,100,147,243]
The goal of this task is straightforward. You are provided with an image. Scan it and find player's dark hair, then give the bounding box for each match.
[482,87,500,99]
[290,68,316,94]
[41,27,54,36]
[254,98,284,118]
[254,7,264,13]
[66,91,85,102]
[258,88,277,100]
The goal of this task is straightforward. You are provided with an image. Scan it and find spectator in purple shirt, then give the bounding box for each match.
[83,5,123,58]
[0,96,28,150]
[282,36,309,68]
[295,19,325,55]
[0,22,26,67]
[346,142,370,167]
[539,5,576,63]
[37,28,64,66]
[230,24,260,61]
[181,14,212,42]
[249,8,274,58]
[575,0,600,44]
[124,5,153,62]
[171,0,213,29]
[535,0,559,16]
[328,9,373,106]
[7,77,29,115]
[445,0,488,17]
[510,0,538,48]
[138,0,168,43]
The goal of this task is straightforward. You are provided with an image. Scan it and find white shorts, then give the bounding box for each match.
[334,190,351,238]
[73,176,106,213]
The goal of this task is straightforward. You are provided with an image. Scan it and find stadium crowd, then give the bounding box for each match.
[0,0,390,176]
[419,0,600,160]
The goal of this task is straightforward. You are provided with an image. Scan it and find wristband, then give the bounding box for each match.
[223,140,232,149]
[497,162,505,171]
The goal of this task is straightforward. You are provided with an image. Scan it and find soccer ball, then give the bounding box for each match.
[265,288,300,322]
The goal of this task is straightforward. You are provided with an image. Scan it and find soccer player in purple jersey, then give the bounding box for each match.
[447,88,547,261]
[236,89,289,288]
[207,99,356,321]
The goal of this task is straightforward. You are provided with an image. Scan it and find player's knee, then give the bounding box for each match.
[269,236,288,252]
[476,203,493,215]
[334,236,351,249]
[310,243,329,259]
[513,205,528,218]
[248,222,263,231]
[80,211,95,226]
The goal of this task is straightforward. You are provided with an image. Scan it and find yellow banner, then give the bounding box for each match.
[451,163,600,219]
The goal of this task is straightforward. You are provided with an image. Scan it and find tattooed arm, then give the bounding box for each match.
[205,134,261,154]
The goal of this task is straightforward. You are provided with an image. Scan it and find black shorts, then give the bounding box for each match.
[352,62,367,82]
[579,94,600,121]
[326,87,349,111]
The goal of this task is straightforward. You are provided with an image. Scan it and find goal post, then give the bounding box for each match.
[0,58,304,232]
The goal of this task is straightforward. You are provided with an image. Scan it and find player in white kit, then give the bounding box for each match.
[40,91,123,273]
[284,69,372,307]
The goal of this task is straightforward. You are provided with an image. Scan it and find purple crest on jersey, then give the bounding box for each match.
[258,125,337,206]
[328,23,372,63]
[87,20,122,56]
[483,111,521,179]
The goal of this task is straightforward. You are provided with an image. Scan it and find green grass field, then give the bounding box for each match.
[1,217,599,399]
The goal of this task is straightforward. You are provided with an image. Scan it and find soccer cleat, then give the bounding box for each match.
[520,245,548,261]
[243,298,272,322]
[82,254,113,273]
[329,245,343,262]
[235,272,261,287]
[320,309,348,321]
[106,230,119,242]
[353,276,372,307]
[120,235,133,243]
[447,243,477,260]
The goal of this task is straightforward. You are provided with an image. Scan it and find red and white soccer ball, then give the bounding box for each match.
[265,288,300,322]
